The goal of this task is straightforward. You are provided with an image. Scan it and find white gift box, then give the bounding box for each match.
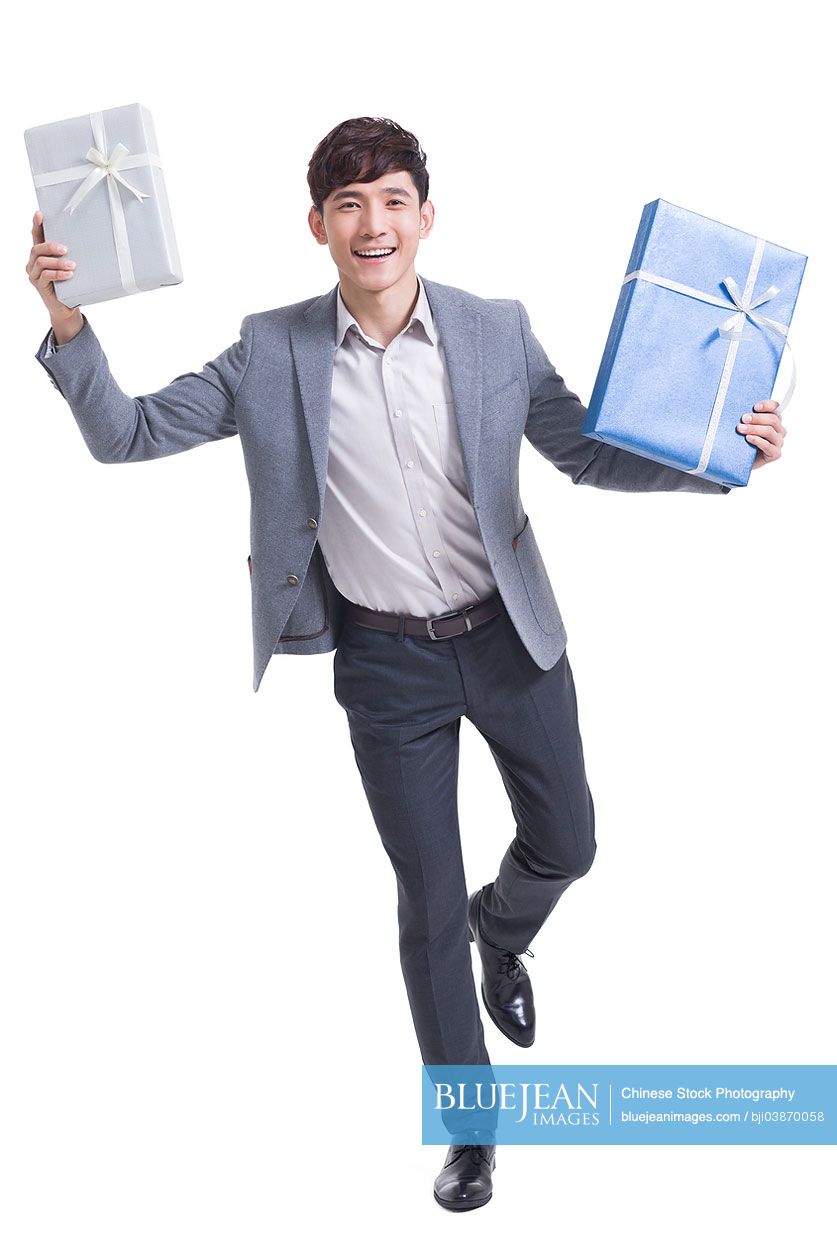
[24,102,183,308]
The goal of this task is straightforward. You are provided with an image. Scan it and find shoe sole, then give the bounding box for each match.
[433,1189,493,1211]
[468,922,535,1049]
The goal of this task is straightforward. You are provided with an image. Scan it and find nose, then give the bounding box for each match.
[357,205,390,238]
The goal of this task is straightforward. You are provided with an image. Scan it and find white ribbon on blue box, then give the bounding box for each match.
[24,103,183,309]
[582,199,807,489]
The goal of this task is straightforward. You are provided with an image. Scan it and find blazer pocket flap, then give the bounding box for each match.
[512,515,530,551]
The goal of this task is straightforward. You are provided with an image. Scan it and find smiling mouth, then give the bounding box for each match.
[352,247,397,258]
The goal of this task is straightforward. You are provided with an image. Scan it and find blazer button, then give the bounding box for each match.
[287,574,300,585]
[307,517,318,528]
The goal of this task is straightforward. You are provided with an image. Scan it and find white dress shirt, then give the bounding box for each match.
[320,276,497,616]
[44,277,499,617]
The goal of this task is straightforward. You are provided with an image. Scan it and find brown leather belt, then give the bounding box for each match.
[342,591,503,640]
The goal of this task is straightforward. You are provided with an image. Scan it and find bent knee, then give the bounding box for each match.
[534,831,596,880]
[572,836,597,879]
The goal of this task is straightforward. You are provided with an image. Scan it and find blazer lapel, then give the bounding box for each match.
[290,284,340,506]
[421,275,484,494]
[289,274,485,509]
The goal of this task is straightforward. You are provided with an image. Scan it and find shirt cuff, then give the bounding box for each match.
[45,317,89,355]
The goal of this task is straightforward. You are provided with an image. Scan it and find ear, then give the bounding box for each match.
[307,204,328,244]
[418,199,435,239]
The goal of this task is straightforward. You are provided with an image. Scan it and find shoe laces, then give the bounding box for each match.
[451,1141,495,1164]
[498,946,534,980]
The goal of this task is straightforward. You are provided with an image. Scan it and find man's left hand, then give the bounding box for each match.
[737,399,786,470]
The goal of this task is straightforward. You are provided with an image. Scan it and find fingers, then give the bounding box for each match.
[738,407,786,438]
[27,238,76,287]
[742,430,782,459]
[39,262,76,282]
[737,410,784,460]
[739,423,782,444]
[27,212,77,315]
[28,212,72,278]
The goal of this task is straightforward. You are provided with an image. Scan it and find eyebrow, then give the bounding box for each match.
[332,186,413,202]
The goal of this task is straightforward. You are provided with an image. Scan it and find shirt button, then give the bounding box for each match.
[394,409,402,417]
[433,550,440,557]
[406,459,414,468]
[452,593,459,601]
[419,508,427,517]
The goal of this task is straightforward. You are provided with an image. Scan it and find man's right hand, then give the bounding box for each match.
[27,209,84,344]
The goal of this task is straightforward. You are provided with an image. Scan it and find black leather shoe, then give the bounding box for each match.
[433,1138,496,1210]
[468,885,536,1047]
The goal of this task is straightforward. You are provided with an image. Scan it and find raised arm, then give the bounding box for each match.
[28,209,250,464]
[515,299,730,495]
[34,312,251,463]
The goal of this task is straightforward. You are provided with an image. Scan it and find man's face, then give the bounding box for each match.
[309,169,434,292]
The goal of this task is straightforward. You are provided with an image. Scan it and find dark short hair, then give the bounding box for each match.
[307,116,429,217]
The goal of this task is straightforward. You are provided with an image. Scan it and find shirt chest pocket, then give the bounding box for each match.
[432,399,465,479]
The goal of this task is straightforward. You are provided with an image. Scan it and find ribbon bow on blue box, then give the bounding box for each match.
[583,199,807,489]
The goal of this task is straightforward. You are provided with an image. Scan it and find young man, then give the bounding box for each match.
[28,115,785,1211]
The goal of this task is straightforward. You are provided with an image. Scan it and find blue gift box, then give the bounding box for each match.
[583,199,807,489]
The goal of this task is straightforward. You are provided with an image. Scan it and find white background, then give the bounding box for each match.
[2,0,834,1248]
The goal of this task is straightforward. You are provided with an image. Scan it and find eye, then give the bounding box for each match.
[338,199,405,209]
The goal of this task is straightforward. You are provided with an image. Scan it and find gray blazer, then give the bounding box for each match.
[35,274,729,692]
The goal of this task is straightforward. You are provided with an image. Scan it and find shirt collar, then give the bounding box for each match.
[335,274,437,349]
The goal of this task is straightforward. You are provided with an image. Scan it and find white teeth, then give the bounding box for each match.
[354,248,395,257]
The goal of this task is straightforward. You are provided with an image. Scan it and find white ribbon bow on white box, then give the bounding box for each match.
[33,110,163,296]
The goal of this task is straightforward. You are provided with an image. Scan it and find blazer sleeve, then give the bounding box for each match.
[515,300,731,495]
[34,312,253,464]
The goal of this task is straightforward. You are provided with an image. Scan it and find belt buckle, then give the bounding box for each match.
[426,604,477,640]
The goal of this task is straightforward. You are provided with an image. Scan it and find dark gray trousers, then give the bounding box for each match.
[332,592,596,1069]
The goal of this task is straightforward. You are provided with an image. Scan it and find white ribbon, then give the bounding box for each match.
[623,235,797,475]
[33,110,163,297]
